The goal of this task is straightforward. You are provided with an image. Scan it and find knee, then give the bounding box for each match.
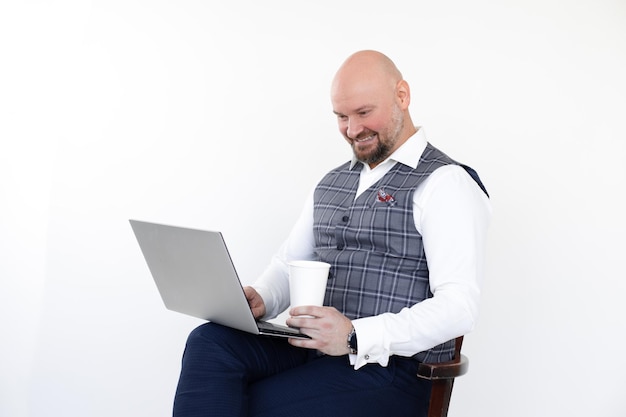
[187,322,226,342]
[185,322,243,350]
[181,323,234,366]
[181,323,254,372]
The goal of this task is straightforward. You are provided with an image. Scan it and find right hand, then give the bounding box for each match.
[243,286,266,319]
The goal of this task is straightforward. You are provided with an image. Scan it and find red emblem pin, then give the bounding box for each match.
[377,188,395,205]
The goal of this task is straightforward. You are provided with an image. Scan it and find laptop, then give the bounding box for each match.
[129,219,309,339]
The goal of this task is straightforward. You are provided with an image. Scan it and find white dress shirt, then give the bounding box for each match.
[253,127,492,369]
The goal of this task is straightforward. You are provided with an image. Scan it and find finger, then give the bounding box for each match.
[243,287,252,299]
[286,315,304,329]
[288,311,321,327]
[289,305,322,318]
[288,335,316,349]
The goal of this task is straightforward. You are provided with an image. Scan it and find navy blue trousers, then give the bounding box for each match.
[173,323,432,417]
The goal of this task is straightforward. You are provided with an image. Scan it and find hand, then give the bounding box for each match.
[243,286,266,319]
[286,306,353,356]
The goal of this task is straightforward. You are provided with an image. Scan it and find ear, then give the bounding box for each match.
[395,80,411,110]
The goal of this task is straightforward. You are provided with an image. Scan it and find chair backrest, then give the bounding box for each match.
[416,336,469,417]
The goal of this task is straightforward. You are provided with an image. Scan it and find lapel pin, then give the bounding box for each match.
[377,188,396,206]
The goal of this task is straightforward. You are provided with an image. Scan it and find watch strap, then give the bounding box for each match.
[347,326,358,354]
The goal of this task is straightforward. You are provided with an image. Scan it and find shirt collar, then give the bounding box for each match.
[349,126,428,170]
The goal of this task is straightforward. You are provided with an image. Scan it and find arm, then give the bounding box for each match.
[350,165,491,369]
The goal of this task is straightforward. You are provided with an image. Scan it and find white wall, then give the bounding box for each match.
[1,1,625,416]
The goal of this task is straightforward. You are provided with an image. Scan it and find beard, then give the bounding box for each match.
[353,105,404,165]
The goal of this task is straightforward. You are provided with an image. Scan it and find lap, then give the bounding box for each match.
[176,323,431,417]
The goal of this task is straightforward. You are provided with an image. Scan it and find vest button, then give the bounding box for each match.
[337,244,344,250]
[342,215,349,222]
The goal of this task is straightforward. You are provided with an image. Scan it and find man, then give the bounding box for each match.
[173,50,491,417]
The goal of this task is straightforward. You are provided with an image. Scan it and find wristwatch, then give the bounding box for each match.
[347,326,358,354]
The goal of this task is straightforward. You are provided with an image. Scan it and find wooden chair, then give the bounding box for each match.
[417,336,469,417]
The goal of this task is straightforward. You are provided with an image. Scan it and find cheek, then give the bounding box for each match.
[369,115,390,133]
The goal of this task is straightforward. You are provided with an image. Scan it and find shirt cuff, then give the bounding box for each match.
[350,316,391,369]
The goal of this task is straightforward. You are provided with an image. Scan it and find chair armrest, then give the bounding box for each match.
[416,354,469,380]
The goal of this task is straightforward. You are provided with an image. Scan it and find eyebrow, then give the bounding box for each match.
[333,105,374,116]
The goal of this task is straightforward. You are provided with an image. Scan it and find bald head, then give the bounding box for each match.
[331,50,403,97]
[330,51,416,168]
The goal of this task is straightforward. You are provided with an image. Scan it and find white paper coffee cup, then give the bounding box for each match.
[288,260,331,311]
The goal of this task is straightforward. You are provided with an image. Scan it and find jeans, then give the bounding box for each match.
[173,323,431,417]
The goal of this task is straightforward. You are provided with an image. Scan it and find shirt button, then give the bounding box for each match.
[364,355,370,360]
[342,215,349,222]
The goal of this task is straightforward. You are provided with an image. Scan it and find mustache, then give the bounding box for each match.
[348,130,376,141]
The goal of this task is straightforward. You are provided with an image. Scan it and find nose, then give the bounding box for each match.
[346,118,364,139]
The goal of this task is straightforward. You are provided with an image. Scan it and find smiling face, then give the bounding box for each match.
[332,95,405,167]
[330,51,415,168]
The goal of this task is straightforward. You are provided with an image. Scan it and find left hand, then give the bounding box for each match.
[286,306,353,356]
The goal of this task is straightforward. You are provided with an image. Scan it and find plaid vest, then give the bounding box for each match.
[313,143,485,363]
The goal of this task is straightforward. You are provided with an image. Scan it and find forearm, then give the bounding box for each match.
[350,283,478,369]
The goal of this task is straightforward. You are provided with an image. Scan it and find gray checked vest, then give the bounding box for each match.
[313,143,487,363]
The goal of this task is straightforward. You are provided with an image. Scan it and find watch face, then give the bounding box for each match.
[348,329,357,351]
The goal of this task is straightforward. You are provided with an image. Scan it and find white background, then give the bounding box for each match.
[1,1,625,416]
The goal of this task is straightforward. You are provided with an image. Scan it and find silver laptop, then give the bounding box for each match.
[129,219,309,339]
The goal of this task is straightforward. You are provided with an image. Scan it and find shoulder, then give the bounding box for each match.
[416,164,491,213]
